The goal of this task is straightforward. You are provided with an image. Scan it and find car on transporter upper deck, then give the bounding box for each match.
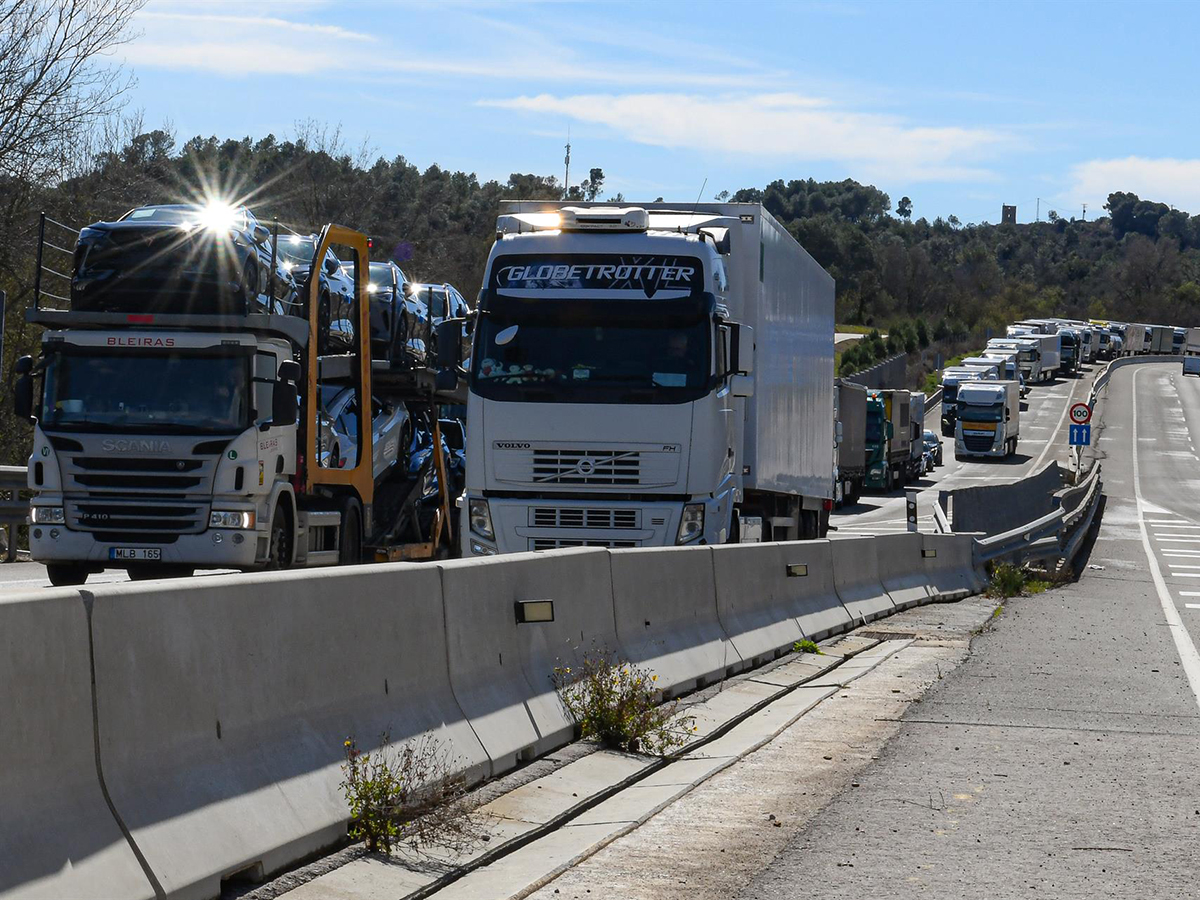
[70,203,299,316]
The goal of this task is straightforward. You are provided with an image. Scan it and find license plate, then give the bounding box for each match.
[109,547,162,561]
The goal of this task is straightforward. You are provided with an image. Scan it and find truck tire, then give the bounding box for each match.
[339,499,362,565]
[46,562,89,587]
[266,500,294,570]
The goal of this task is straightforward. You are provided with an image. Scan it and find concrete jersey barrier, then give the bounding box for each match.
[609,545,740,697]
[440,547,620,773]
[88,563,482,900]
[873,532,933,609]
[0,591,157,900]
[921,533,987,598]
[0,530,992,900]
[712,540,852,663]
[828,535,894,623]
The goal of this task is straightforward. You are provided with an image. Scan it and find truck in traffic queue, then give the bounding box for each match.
[1173,328,1187,355]
[834,380,867,507]
[1186,327,1200,356]
[1057,328,1081,374]
[1150,324,1173,354]
[954,381,1021,460]
[1122,323,1146,356]
[939,364,997,436]
[907,392,927,479]
[864,389,911,491]
[987,336,1042,383]
[456,202,836,554]
[978,350,1026,394]
[16,221,463,586]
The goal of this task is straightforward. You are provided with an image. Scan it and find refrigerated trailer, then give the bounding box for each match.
[458,202,836,553]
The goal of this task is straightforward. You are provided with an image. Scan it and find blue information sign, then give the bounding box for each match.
[1069,423,1091,446]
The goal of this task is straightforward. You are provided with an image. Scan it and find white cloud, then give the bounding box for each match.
[1067,156,1200,214]
[482,92,1008,183]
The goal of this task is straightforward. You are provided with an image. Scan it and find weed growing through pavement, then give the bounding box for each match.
[553,648,696,755]
[340,733,482,855]
[793,638,823,655]
[987,563,1054,599]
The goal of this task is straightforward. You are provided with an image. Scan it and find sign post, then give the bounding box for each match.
[906,490,918,533]
[1068,403,1093,482]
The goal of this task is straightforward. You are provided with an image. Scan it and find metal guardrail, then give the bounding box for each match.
[0,466,28,562]
[973,461,1102,572]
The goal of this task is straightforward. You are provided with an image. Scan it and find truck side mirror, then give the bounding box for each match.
[270,361,300,428]
[730,324,755,375]
[13,355,34,422]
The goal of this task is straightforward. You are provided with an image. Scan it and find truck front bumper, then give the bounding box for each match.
[463,494,733,555]
[30,524,263,569]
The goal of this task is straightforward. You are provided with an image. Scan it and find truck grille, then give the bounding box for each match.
[962,434,995,453]
[66,498,209,535]
[61,453,218,496]
[531,538,639,551]
[531,507,639,530]
[532,449,640,485]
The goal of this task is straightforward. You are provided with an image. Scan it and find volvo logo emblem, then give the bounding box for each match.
[577,457,596,476]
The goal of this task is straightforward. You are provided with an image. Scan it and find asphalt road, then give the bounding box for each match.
[738,359,1200,898]
[833,362,1097,535]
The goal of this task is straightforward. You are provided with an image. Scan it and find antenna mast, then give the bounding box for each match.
[563,127,571,200]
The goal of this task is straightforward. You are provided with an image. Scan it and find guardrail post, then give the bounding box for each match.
[906,490,918,533]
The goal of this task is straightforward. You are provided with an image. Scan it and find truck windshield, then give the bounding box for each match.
[865,414,883,443]
[960,403,1003,423]
[471,302,711,404]
[40,348,252,433]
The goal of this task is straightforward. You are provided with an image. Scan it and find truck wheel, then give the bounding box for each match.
[46,563,89,587]
[339,499,362,565]
[266,501,294,570]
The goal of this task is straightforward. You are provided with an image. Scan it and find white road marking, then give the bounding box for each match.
[1151,523,1200,528]
[1164,551,1200,557]
[1183,592,1200,597]
[1132,366,1200,713]
[1155,537,1200,543]
[1169,565,1200,569]
[1186,604,1200,610]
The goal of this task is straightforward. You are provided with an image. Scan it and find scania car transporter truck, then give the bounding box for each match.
[454,203,835,554]
[17,220,462,585]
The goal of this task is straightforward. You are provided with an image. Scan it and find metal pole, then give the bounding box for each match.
[33,213,45,310]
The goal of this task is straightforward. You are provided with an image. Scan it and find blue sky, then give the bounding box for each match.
[118,0,1200,224]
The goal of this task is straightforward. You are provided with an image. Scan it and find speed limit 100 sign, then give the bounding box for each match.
[1070,402,1092,425]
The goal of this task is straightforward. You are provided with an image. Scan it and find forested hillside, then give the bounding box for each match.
[3,125,1200,462]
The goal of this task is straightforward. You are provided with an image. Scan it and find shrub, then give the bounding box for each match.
[552,649,695,755]
[793,638,823,655]
[340,733,479,855]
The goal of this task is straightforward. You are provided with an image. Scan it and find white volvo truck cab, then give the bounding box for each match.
[461,203,834,555]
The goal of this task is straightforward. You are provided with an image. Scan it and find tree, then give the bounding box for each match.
[896,196,913,220]
[582,167,604,202]
[0,0,145,182]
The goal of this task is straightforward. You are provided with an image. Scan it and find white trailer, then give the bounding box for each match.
[979,350,1024,394]
[954,381,1020,460]
[1187,327,1200,356]
[462,202,835,554]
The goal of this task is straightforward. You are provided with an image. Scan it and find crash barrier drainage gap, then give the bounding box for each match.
[0,534,985,900]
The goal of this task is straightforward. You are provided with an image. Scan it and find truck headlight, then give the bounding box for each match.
[470,541,497,556]
[31,506,65,524]
[676,503,705,544]
[468,498,494,540]
[210,510,255,529]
